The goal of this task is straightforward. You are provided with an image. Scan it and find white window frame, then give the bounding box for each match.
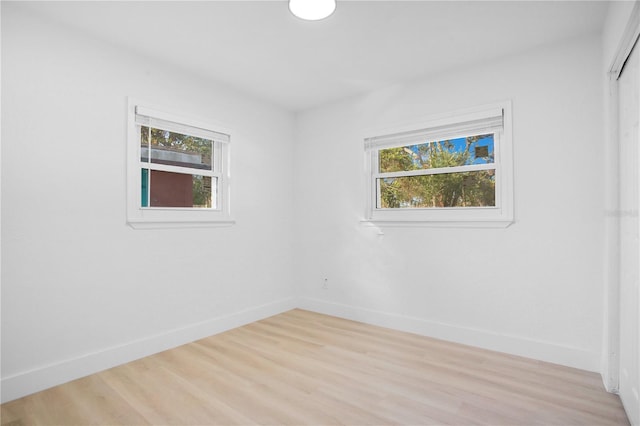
[126,98,234,229]
[363,101,513,228]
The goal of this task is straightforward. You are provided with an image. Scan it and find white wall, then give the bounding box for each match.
[294,34,605,372]
[1,4,296,402]
[0,1,613,404]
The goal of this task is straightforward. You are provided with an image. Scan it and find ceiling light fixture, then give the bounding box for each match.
[289,0,336,21]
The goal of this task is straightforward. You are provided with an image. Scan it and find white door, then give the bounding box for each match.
[619,39,640,426]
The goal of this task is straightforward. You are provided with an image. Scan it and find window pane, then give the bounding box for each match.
[140,126,212,170]
[379,134,494,173]
[141,168,149,207]
[377,170,495,208]
[142,169,214,208]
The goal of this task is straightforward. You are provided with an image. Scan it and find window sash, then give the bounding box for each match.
[137,121,224,172]
[136,121,225,212]
[375,169,500,211]
[371,130,501,182]
[140,161,221,178]
[140,170,217,210]
[375,163,496,179]
[139,163,221,211]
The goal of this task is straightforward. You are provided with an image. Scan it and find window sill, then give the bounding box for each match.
[127,218,236,230]
[360,219,513,229]
[363,206,513,228]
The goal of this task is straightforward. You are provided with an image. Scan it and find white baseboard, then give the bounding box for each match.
[1,298,296,403]
[298,297,600,373]
[1,296,601,403]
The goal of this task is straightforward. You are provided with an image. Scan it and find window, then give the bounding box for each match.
[364,102,513,227]
[127,100,233,228]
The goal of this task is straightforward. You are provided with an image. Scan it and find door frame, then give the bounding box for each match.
[605,0,640,394]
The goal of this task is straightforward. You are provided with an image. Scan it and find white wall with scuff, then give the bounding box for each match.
[293,34,605,372]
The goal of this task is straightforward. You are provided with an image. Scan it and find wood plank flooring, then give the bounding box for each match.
[1,309,630,425]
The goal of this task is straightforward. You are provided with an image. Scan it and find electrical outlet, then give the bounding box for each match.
[322,278,328,289]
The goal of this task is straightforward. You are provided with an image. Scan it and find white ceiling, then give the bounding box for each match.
[15,1,609,112]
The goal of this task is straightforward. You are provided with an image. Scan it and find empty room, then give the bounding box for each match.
[1,0,639,424]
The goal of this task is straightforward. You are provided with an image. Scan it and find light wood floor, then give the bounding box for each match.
[1,309,630,425]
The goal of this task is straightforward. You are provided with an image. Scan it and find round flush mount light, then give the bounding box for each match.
[289,0,336,21]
